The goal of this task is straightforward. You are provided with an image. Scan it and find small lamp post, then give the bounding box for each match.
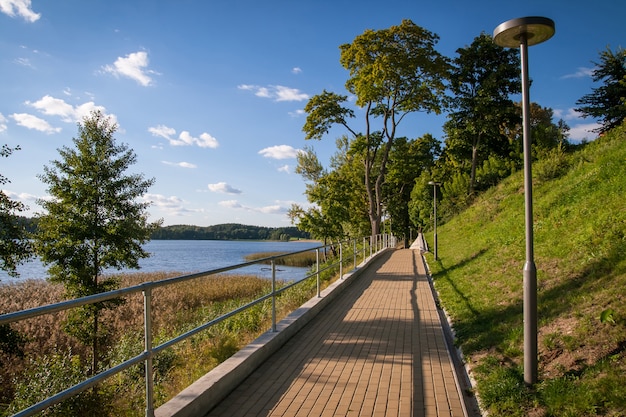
[493,16,555,386]
[428,181,441,260]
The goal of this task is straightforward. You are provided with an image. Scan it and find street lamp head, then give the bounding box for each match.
[428,181,441,186]
[493,16,555,48]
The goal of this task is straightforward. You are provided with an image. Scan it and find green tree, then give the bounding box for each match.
[507,102,570,160]
[443,33,521,196]
[0,145,33,278]
[35,111,162,374]
[575,46,626,134]
[384,135,440,246]
[303,19,449,236]
[289,145,351,245]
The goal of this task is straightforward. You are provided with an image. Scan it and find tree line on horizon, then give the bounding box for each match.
[150,223,310,241]
[10,217,311,241]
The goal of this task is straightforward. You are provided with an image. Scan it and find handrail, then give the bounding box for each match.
[1,234,396,417]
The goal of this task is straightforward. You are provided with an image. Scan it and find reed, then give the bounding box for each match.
[243,250,317,267]
[0,263,340,416]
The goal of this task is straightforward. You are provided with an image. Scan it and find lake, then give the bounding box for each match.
[0,240,322,284]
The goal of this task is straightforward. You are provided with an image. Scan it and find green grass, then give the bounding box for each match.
[426,122,626,416]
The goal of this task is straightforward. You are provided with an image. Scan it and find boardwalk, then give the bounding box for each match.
[204,249,471,417]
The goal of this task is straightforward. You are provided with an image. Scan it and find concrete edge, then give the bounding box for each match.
[155,249,392,417]
[420,253,483,417]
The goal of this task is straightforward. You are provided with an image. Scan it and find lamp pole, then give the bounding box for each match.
[494,16,555,386]
[428,181,441,260]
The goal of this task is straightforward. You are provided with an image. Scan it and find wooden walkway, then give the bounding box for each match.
[203,249,474,417]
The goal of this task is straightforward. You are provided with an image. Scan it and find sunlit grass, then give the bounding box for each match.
[426,123,626,416]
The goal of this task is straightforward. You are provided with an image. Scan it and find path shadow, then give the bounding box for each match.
[204,249,472,416]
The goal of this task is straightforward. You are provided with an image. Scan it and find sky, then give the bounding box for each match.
[1,0,624,228]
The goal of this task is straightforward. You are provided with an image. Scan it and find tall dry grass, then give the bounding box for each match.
[0,271,274,414]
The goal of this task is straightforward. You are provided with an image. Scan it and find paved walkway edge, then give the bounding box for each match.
[155,249,394,417]
[422,256,483,417]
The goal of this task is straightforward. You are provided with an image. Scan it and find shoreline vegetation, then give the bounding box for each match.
[15,221,312,242]
[243,251,318,267]
[0,248,341,416]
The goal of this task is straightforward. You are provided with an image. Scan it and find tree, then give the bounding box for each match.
[384,135,440,247]
[303,19,450,236]
[507,102,570,159]
[1,145,33,278]
[289,144,359,246]
[35,111,162,374]
[443,33,521,196]
[1,144,32,362]
[575,46,626,134]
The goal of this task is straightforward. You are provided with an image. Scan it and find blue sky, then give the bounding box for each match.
[1,0,624,228]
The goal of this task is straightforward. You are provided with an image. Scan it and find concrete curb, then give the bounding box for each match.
[155,249,392,417]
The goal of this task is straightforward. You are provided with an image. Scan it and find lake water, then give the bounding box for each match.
[0,240,322,284]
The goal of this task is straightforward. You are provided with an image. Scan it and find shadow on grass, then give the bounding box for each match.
[429,234,626,360]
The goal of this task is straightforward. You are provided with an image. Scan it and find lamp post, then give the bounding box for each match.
[493,16,555,386]
[428,181,441,260]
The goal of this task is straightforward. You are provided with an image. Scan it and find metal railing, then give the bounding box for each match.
[0,234,395,417]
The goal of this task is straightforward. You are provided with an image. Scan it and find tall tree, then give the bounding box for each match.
[507,102,570,158]
[0,145,33,278]
[444,33,521,195]
[384,135,440,247]
[35,111,162,373]
[575,46,626,134]
[1,145,32,361]
[303,19,449,236]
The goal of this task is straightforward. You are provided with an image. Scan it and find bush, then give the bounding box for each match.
[8,350,113,416]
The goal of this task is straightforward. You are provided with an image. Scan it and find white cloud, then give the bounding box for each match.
[149,125,219,148]
[274,85,309,102]
[568,122,601,142]
[0,0,40,22]
[292,67,302,74]
[25,95,115,124]
[10,113,61,134]
[102,51,156,86]
[258,204,286,214]
[561,66,595,79]
[162,161,197,169]
[3,190,38,203]
[553,108,584,121]
[148,125,176,140]
[258,145,301,160]
[217,199,289,215]
[219,200,243,209]
[142,193,205,218]
[208,182,242,194]
[278,165,290,173]
[13,57,34,68]
[0,113,7,133]
[238,84,309,102]
[197,132,219,148]
[27,95,76,122]
[288,109,306,118]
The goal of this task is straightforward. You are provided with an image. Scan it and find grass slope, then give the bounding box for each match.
[427,123,626,417]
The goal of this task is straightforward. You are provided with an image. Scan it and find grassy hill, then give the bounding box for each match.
[426,122,626,416]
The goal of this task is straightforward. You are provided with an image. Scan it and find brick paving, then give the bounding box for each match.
[205,249,468,417]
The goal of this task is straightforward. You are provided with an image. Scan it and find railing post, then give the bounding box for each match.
[271,260,277,332]
[369,235,373,258]
[339,242,343,279]
[316,249,321,298]
[143,288,155,417]
[363,237,366,263]
[353,238,357,270]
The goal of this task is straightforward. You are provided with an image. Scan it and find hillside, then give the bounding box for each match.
[427,122,626,416]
